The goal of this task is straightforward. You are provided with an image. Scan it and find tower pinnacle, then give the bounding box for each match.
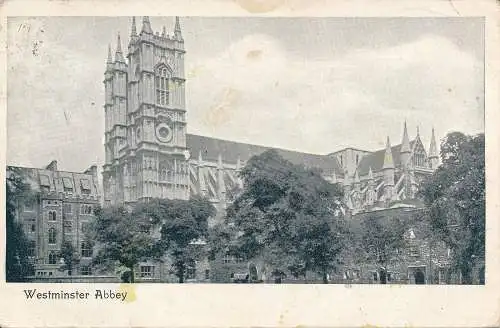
[131,17,137,37]
[115,33,125,63]
[428,128,439,169]
[174,16,183,40]
[401,121,411,154]
[106,44,113,71]
[382,136,394,170]
[107,44,112,63]
[429,128,438,158]
[141,16,153,34]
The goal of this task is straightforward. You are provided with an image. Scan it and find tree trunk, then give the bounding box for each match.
[322,271,328,284]
[129,266,135,283]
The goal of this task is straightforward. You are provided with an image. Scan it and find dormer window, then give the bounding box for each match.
[155,67,169,106]
[40,174,51,192]
[62,177,73,192]
[80,179,91,194]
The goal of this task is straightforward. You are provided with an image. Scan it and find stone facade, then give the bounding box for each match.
[103,17,440,219]
[7,161,101,278]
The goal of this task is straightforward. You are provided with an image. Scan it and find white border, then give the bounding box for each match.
[0,1,498,327]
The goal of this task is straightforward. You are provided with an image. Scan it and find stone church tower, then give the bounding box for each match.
[103,17,189,206]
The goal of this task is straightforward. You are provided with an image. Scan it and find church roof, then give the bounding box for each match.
[357,140,416,175]
[187,134,342,175]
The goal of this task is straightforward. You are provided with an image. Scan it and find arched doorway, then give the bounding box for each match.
[414,269,425,284]
[379,269,387,284]
[249,263,258,282]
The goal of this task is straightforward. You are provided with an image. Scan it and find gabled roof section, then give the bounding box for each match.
[186,134,342,176]
[356,140,416,176]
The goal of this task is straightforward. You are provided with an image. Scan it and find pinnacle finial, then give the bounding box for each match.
[429,127,438,158]
[174,16,183,40]
[401,121,411,154]
[354,170,360,184]
[162,26,166,37]
[131,17,137,36]
[115,33,125,62]
[198,150,203,163]
[416,125,420,137]
[141,16,153,34]
[383,136,395,170]
[218,153,223,168]
[368,167,373,180]
[236,156,241,171]
[107,44,112,63]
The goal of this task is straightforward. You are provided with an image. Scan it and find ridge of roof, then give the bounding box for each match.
[186,134,342,174]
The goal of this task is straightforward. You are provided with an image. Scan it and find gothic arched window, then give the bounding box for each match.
[156,67,169,106]
[48,210,57,221]
[48,228,57,244]
[48,251,57,264]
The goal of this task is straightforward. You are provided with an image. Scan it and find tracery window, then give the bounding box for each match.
[48,228,57,244]
[155,67,169,106]
[48,251,57,264]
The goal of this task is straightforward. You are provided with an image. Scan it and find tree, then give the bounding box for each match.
[136,196,216,283]
[419,132,485,284]
[359,215,408,283]
[89,206,162,283]
[58,240,80,276]
[6,167,35,282]
[225,150,347,283]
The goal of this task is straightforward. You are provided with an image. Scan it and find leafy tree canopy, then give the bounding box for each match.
[419,132,485,283]
[224,149,347,282]
[6,167,35,282]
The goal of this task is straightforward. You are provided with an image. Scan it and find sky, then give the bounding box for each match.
[7,16,484,173]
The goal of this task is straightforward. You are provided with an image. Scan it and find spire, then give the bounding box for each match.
[343,171,351,187]
[332,171,337,183]
[131,17,137,37]
[141,16,153,34]
[429,127,438,158]
[174,16,183,40]
[354,170,360,184]
[107,44,112,62]
[106,44,113,71]
[217,153,223,169]
[368,167,373,180]
[401,121,411,154]
[162,26,166,37]
[198,150,203,163]
[236,156,241,171]
[383,136,394,170]
[115,33,125,62]
[416,126,420,138]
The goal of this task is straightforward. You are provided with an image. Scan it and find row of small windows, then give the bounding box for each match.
[39,175,92,194]
[24,202,93,216]
[44,206,92,220]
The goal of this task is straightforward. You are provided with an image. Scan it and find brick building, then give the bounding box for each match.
[7,161,100,279]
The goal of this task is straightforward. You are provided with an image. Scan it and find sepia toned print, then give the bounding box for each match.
[6,16,485,285]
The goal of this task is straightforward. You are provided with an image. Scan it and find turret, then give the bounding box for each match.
[353,170,361,191]
[217,154,226,208]
[400,121,411,167]
[106,44,113,72]
[428,127,439,169]
[382,136,395,203]
[198,151,208,196]
[115,33,125,63]
[141,16,153,35]
[174,16,183,41]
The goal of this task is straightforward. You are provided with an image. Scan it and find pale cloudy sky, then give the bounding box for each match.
[7,17,484,172]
